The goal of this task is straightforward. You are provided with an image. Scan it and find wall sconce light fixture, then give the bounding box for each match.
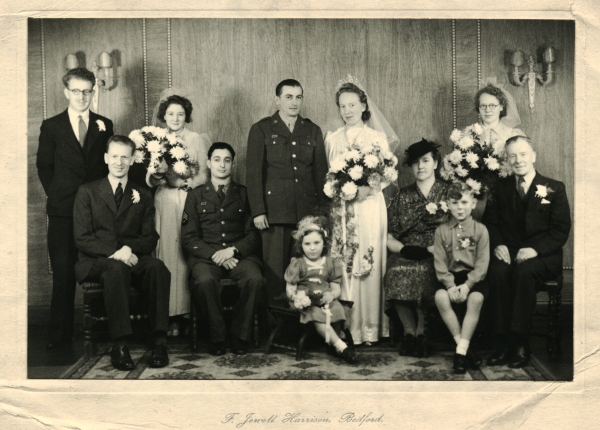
[64,52,115,91]
[510,47,556,113]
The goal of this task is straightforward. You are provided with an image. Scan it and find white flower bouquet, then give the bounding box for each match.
[440,123,512,196]
[129,126,199,182]
[323,141,398,202]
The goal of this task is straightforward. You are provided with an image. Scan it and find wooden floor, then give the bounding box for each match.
[27,304,574,380]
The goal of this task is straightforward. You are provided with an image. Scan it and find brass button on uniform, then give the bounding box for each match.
[293,166,297,170]
[221,221,225,225]
[295,179,298,182]
[220,209,224,212]
[292,141,296,145]
[267,191,271,195]
[223,243,227,246]
[222,233,226,237]
[292,154,296,158]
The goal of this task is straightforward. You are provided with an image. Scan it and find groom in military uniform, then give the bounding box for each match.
[246,79,329,311]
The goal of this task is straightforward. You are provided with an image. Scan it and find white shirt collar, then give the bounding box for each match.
[107,175,128,194]
[68,107,90,123]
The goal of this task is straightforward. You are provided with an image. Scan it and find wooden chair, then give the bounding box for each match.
[81,282,148,358]
[532,276,564,356]
[189,278,260,352]
[265,304,354,361]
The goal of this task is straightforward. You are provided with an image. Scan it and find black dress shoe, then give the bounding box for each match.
[487,347,510,366]
[399,334,416,356]
[508,344,530,368]
[46,338,72,350]
[209,342,227,356]
[110,345,135,371]
[453,353,468,374]
[326,344,338,357]
[231,337,249,355]
[466,348,482,369]
[340,347,358,364]
[150,344,169,368]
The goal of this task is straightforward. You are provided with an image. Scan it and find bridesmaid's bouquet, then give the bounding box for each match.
[129,126,199,179]
[440,123,512,196]
[290,290,324,309]
[323,141,398,202]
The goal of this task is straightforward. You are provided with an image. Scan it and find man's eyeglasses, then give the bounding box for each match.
[479,104,500,111]
[68,89,93,96]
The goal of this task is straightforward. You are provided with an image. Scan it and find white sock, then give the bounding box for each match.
[456,338,470,356]
[333,339,347,353]
[453,335,461,345]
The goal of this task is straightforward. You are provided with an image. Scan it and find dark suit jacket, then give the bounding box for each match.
[482,171,571,273]
[37,109,114,217]
[181,180,261,268]
[73,177,159,282]
[245,111,329,224]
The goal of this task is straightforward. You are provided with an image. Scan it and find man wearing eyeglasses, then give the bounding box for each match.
[36,67,114,350]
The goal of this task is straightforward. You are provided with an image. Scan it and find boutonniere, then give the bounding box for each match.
[131,189,141,204]
[459,237,475,249]
[96,119,106,132]
[426,201,448,215]
[535,184,555,202]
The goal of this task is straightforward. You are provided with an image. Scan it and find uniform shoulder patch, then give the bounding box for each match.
[182,211,189,226]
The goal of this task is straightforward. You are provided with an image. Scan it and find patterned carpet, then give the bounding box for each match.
[61,339,545,381]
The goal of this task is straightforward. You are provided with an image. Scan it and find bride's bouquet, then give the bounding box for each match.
[129,126,200,179]
[323,141,398,202]
[440,123,512,196]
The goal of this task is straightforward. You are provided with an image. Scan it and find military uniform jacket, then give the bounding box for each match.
[73,177,159,282]
[245,111,329,225]
[482,171,571,274]
[181,180,261,268]
[37,109,114,217]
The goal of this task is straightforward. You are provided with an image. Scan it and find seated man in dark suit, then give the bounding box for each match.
[73,135,171,371]
[483,136,571,368]
[182,142,264,356]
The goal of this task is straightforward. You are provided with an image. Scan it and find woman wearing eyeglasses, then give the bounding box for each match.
[475,79,525,153]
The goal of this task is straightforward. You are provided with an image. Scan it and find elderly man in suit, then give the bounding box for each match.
[73,135,170,371]
[246,79,329,310]
[182,142,264,356]
[37,67,114,350]
[483,136,571,368]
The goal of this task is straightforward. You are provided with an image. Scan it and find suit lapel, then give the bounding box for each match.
[85,111,100,155]
[221,182,242,207]
[270,111,292,138]
[291,115,309,138]
[116,181,134,218]
[526,172,543,214]
[98,177,118,214]
[202,183,222,206]
[58,110,86,156]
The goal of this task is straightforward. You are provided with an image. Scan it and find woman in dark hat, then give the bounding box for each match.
[384,139,450,357]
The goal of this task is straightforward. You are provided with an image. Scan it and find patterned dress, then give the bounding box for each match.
[284,256,346,324]
[384,180,449,302]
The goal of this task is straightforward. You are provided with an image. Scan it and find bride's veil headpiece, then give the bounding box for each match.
[150,87,193,128]
[481,77,521,128]
[324,75,400,154]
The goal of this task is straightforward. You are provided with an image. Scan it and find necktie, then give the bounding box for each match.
[115,182,123,208]
[217,184,226,203]
[517,176,526,199]
[78,115,88,147]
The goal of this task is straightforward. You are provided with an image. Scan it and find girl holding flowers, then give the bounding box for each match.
[130,91,210,336]
[285,217,357,364]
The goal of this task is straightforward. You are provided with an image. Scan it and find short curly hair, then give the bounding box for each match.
[292,228,330,258]
[335,82,371,121]
[62,67,95,88]
[474,84,508,119]
[157,95,193,123]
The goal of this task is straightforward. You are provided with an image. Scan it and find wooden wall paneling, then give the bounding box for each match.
[454,20,480,129]
[480,20,575,268]
[144,19,169,127]
[366,19,454,188]
[28,19,51,306]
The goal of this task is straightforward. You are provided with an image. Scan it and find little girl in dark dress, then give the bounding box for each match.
[285,216,357,364]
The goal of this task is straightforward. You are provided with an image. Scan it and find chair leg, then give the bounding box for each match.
[265,321,285,355]
[83,296,96,358]
[253,313,260,349]
[190,304,198,353]
[296,326,313,361]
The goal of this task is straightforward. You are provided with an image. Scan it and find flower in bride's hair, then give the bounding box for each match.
[170,146,187,160]
[364,154,379,169]
[484,156,500,171]
[457,135,475,150]
[345,150,361,162]
[323,181,336,198]
[341,182,358,200]
[448,149,463,165]
[173,160,187,175]
[348,165,364,181]
[330,158,346,173]
[147,139,162,154]
[383,166,398,182]
[450,129,463,144]
[133,150,145,163]
[455,165,468,177]
[465,151,479,169]
[128,130,145,148]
